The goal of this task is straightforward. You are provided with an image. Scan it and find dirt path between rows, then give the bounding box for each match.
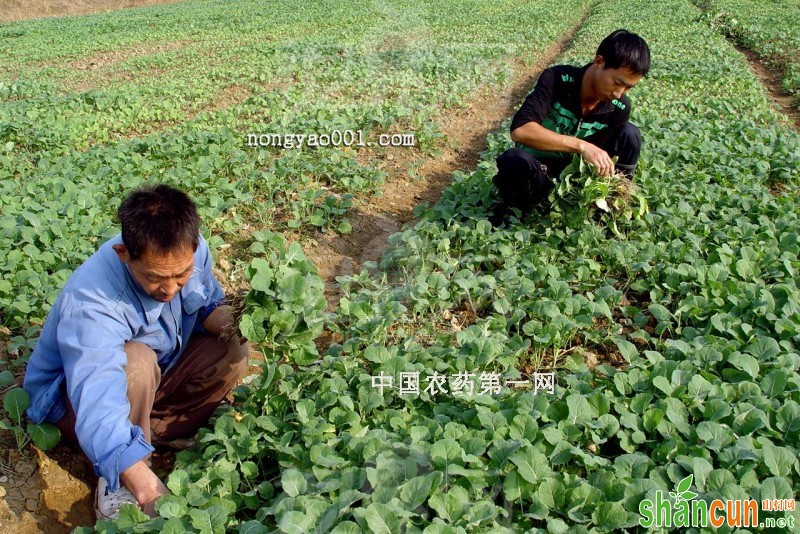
[736,46,800,131]
[304,11,592,310]
[0,10,590,532]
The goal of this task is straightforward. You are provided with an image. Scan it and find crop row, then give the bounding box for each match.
[0,0,590,344]
[697,0,800,107]
[96,0,800,532]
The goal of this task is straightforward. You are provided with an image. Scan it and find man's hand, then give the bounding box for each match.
[579,141,615,176]
[511,123,616,176]
[202,305,235,337]
[120,460,169,517]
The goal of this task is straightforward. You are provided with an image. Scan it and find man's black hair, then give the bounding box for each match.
[596,29,651,76]
[118,184,200,260]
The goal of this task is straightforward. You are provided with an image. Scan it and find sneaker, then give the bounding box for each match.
[94,476,140,520]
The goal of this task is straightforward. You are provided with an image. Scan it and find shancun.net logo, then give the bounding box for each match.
[639,475,796,529]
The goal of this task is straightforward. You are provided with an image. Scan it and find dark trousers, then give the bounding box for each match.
[493,122,642,212]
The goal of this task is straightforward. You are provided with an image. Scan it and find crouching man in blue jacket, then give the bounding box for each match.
[24,184,248,519]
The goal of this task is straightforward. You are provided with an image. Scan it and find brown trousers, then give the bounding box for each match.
[57,334,248,446]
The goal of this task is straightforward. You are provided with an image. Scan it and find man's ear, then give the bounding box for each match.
[112,244,130,264]
[593,55,606,70]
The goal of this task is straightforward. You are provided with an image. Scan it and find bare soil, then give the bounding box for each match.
[61,40,197,93]
[737,46,800,131]
[0,444,94,532]
[0,0,188,23]
[66,41,191,73]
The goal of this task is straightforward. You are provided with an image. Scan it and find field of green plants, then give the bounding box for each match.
[697,0,800,107]
[3,0,800,531]
[0,0,589,345]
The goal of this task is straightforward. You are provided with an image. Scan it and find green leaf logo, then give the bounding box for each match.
[669,475,696,503]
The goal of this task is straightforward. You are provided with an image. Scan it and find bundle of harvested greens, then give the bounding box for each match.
[548,155,648,236]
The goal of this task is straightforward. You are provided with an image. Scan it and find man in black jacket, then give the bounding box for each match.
[493,29,651,215]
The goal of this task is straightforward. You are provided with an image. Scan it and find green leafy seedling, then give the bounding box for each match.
[3,387,30,450]
[1,387,60,451]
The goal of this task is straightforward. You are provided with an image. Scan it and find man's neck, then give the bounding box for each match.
[580,65,600,115]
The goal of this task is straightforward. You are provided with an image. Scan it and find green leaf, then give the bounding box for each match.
[27,423,60,450]
[167,469,190,496]
[566,393,593,425]
[249,265,275,293]
[282,469,307,497]
[509,414,539,441]
[691,457,713,491]
[429,487,468,522]
[727,352,759,379]
[546,518,570,533]
[3,388,30,421]
[363,503,399,534]
[510,448,551,484]
[330,522,361,534]
[0,370,14,387]
[648,303,672,323]
[157,496,189,520]
[116,503,151,526]
[277,272,306,303]
[249,241,266,254]
[614,338,640,362]
[665,398,690,435]
[162,518,191,534]
[591,501,627,531]
[422,523,464,534]
[760,370,788,397]
[465,501,497,525]
[759,477,794,501]
[704,399,732,421]
[239,521,269,534]
[189,507,227,534]
[430,438,464,468]
[735,258,756,278]
[652,376,673,396]
[489,440,522,469]
[338,220,353,234]
[240,461,258,480]
[277,510,315,534]
[762,443,797,477]
[776,401,800,433]
[706,469,736,492]
[503,470,526,501]
[295,399,315,424]
[745,337,780,360]
[310,444,346,468]
[697,421,735,451]
[537,477,566,509]
[400,474,433,509]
